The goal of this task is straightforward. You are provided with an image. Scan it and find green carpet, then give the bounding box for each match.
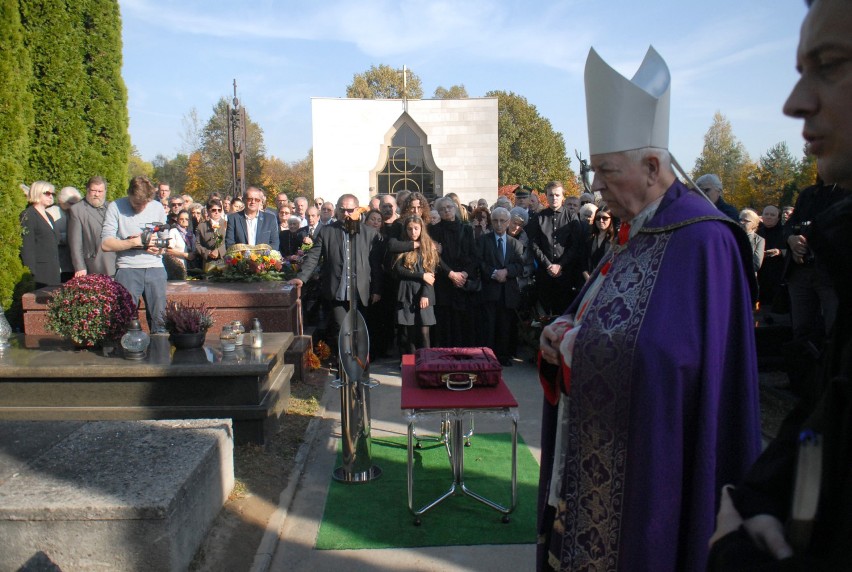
[315,432,539,550]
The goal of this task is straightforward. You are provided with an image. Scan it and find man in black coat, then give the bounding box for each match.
[290,194,383,358]
[525,181,585,316]
[709,1,852,569]
[477,207,525,366]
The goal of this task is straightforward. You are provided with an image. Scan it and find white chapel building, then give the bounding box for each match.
[311,97,498,207]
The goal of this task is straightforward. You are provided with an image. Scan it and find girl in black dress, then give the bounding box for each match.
[393,215,439,353]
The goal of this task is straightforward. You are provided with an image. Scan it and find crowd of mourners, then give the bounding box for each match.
[18,174,829,368]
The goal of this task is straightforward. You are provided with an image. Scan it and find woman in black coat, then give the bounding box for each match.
[20,181,61,289]
[584,205,615,281]
[393,216,438,353]
[430,197,478,347]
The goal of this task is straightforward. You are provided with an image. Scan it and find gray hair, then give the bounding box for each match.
[491,206,511,220]
[509,206,529,225]
[434,196,455,211]
[695,173,723,192]
[58,186,82,206]
[287,215,302,225]
[624,147,674,174]
[579,203,598,219]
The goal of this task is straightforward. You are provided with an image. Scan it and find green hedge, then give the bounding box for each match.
[0,0,34,318]
[21,0,128,196]
[1,0,128,323]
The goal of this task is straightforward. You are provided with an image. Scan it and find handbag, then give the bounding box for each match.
[414,347,502,390]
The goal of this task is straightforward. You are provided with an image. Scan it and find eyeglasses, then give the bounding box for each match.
[245,197,263,203]
[209,208,222,212]
[43,191,55,196]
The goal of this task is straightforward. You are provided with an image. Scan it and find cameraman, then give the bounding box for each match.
[783,179,850,393]
[101,176,169,333]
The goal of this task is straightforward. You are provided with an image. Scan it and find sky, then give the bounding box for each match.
[120,0,810,176]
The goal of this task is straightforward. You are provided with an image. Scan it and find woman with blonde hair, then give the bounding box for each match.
[20,181,61,288]
[393,215,439,352]
[739,208,765,275]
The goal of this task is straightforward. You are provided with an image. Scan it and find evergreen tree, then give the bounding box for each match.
[20,0,90,186]
[79,0,129,198]
[486,90,576,192]
[0,0,34,313]
[692,112,752,203]
[750,142,798,208]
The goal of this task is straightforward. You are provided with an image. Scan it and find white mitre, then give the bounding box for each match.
[584,46,671,155]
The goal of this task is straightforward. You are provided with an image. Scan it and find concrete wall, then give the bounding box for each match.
[312,97,498,207]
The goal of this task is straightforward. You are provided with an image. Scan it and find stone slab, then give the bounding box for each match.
[0,419,234,571]
[0,333,294,445]
[22,280,302,335]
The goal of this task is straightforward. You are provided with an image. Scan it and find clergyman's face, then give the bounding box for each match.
[784,0,852,188]
[590,152,647,221]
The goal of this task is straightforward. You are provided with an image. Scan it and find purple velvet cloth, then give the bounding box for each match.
[537,181,762,571]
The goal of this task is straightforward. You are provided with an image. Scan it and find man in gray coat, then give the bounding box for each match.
[68,176,116,277]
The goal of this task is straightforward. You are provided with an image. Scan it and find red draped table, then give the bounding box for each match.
[400,354,519,524]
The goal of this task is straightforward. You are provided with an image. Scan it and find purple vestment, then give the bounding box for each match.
[537,181,762,571]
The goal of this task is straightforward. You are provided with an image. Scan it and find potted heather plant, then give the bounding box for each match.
[46,275,136,348]
[160,301,215,350]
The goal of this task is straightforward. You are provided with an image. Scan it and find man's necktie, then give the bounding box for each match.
[497,236,504,265]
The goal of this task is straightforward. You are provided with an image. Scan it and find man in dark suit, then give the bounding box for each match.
[225,186,280,250]
[477,207,525,366]
[289,194,383,361]
[526,180,585,316]
[68,176,117,277]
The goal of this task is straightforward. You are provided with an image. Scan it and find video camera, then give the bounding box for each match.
[138,223,171,249]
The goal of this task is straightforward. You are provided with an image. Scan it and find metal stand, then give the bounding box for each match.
[331,229,381,483]
[406,408,518,525]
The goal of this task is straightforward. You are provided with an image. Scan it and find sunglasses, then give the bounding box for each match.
[596,216,611,221]
[43,191,55,196]
[209,208,222,212]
